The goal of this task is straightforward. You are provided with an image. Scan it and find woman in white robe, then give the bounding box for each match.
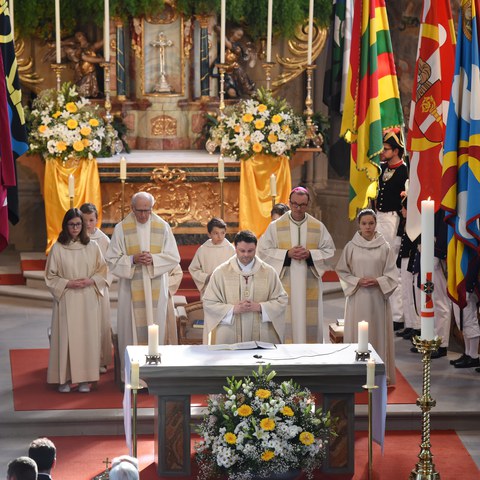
[336,209,398,385]
[45,208,107,393]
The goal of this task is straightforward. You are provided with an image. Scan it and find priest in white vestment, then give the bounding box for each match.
[106,192,180,379]
[203,230,288,345]
[258,187,335,343]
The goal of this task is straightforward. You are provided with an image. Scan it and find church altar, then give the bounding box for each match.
[125,344,387,476]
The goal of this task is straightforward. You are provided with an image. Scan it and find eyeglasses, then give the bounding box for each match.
[290,201,308,209]
[133,208,152,214]
[67,222,82,228]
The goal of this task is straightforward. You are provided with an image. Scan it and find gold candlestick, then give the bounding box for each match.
[120,179,126,220]
[304,65,317,147]
[216,63,228,120]
[362,384,379,480]
[50,63,66,91]
[409,336,442,480]
[218,177,225,219]
[262,61,275,91]
[271,196,276,209]
[130,384,144,458]
[101,62,115,155]
[69,196,74,209]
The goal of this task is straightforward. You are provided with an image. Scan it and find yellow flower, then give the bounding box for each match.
[38,125,47,134]
[80,126,92,136]
[66,102,78,113]
[67,119,78,130]
[261,450,275,461]
[299,431,315,446]
[52,111,62,119]
[224,432,237,445]
[234,124,241,133]
[89,118,99,127]
[73,140,85,152]
[242,113,254,123]
[56,141,67,152]
[82,138,90,147]
[260,418,275,431]
[282,125,291,134]
[255,389,271,399]
[252,143,263,153]
[268,133,278,143]
[280,406,294,417]
[254,119,265,130]
[271,114,282,124]
[237,404,253,417]
[257,104,267,113]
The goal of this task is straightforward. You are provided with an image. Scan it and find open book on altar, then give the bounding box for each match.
[208,341,277,351]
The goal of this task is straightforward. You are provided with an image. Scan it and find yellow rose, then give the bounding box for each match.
[299,431,315,446]
[282,125,291,134]
[52,111,62,119]
[261,450,275,461]
[257,104,267,113]
[252,143,263,153]
[268,133,278,143]
[89,118,100,127]
[38,125,47,134]
[224,432,237,445]
[67,119,78,130]
[73,140,85,152]
[82,138,90,147]
[254,119,265,130]
[56,141,67,152]
[272,114,282,124]
[242,113,254,123]
[66,102,78,113]
[237,404,253,417]
[280,406,294,417]
[234,124,241,133]
[260,418,275,431]
[80,126,92,136]
[255,389,271,399]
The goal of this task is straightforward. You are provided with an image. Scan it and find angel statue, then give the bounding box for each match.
[43,31,105,98]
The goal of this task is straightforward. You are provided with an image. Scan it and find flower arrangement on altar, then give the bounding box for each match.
[207,88,307,160]
[26,82,115,162]
[195,365,335,480]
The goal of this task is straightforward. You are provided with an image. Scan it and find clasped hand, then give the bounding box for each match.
[67,278,94,289]
[133,251,153,265]
[359,277,378,287]
[233,299,261,314]
[288,245,310,261]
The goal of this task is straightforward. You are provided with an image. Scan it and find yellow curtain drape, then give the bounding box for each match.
[44,157,102,253]
[239,154,291,237]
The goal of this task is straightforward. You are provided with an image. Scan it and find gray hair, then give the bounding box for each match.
[109,455,139,480]
[131,191,155,208]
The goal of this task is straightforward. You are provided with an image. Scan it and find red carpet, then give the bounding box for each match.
[0,273,26,285]
[47,431,479,479]
[10,349,418,411]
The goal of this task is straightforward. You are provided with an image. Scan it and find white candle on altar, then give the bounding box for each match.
[366,359,375,388]
[68,174,74,198]
[307,0,314,65]
[130,360,139,389]
[120,156,127,180]
[270,173,277,197]
[266,0,273,62]
[218,155,225,179]
[420,198,435,340]
[220,0,226,64]
[358,320,368,353]
[55,0,61,64]
[148,324,159,355]
[104,0,110,62]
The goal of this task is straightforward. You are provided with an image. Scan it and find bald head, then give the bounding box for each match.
[131,192,154,224]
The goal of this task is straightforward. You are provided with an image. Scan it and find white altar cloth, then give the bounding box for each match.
[97,150,235,165]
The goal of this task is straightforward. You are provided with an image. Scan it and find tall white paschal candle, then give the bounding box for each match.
[130,360,139,389]
[358,320,368,353]
[270,173,277,197]
[218,155,225,179]
[266,0,273,62]
[148,324,159,355]
[119,156,127,180]
[104,0,110,62]
[420,199,435,340]
[307,0,314,65]
[68,174,74,198]
[55,0,61,63]
[366,359,375,388]
[220,0,226,63]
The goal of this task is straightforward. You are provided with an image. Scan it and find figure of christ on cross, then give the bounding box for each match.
[150,31,173,93]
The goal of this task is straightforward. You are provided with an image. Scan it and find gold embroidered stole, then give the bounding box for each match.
[122,213,165,342]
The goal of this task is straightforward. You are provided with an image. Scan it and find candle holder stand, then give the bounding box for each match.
[362,384,379,480]
[355,350,371,362]
[303,65,318,147]
[409,336,442,480]
[101,62,115,156]
[69,196,74,209]
[262,61,275,91]
[216,63,228,120]
[120,179,126,220]
[130,385,144,457]
[145,354,161,365]
[271,195,277,209]
[218,177,225,219]
[50,63,66,91]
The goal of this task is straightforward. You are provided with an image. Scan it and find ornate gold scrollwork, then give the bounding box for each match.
[16,37,44,92]
[151,115,177,136]
[151,166,186,183]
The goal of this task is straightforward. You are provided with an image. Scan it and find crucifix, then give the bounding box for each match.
[150,31,173,93]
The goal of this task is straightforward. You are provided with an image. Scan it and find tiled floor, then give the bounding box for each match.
[0,249,479,475]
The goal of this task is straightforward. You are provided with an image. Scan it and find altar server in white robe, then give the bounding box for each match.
[258,187,335,343]
[203,230,288,345]
[106,192,180,378]
[336,209,398,385]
